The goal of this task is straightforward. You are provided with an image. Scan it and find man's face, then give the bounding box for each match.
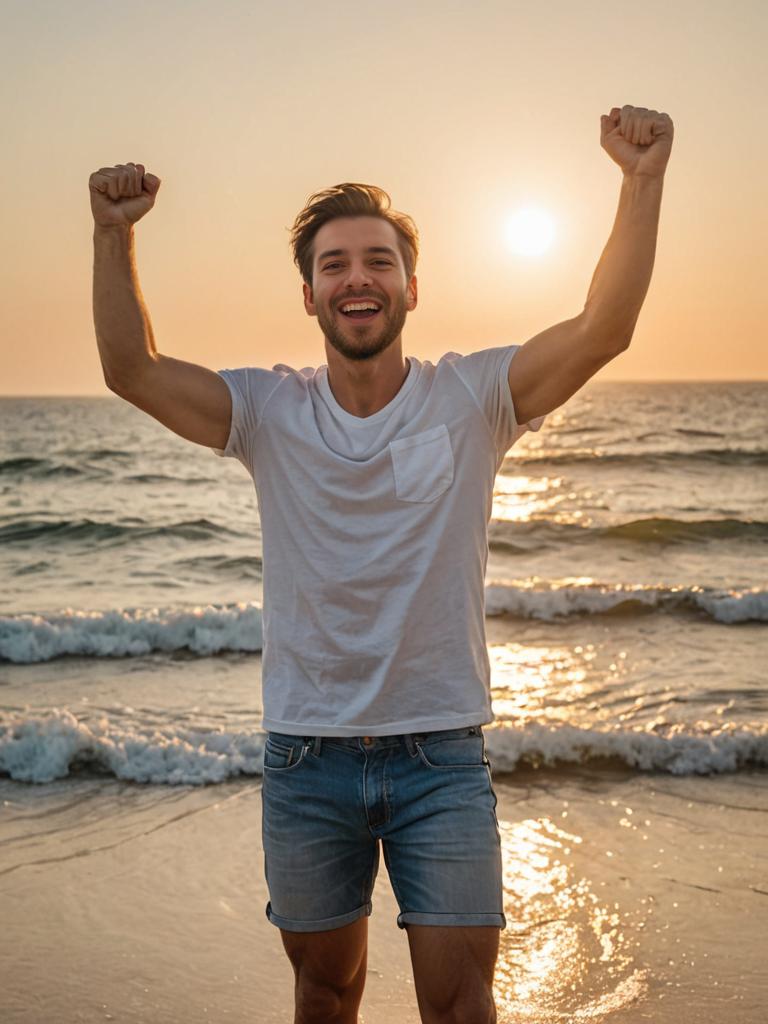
[303,216,417,363]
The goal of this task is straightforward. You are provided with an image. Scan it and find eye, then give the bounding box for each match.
[322,260,392,270]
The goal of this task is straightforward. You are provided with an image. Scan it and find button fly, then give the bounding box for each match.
[360,739,390,830]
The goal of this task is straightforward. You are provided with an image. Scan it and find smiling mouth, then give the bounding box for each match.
[339,308,381,323]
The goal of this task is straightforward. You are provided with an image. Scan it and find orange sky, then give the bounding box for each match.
[3,0,766,395]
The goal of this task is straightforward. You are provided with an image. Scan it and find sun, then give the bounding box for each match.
[503,205,556,258]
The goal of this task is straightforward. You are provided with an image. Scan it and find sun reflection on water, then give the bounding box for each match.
[487,640,631,731]
[493,816,648,1021]
[492,474,562,523]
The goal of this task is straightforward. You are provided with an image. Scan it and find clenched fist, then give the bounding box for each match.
[600,106,673,178]
[89,162,161,227]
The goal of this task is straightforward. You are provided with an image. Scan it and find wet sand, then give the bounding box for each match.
[1,765,765,1023]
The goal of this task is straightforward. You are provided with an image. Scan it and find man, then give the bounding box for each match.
[90,104,672,1024]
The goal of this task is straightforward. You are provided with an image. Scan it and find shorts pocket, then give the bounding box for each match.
[389,423,454,503]
[263,737,309,772]
[415,727,488,770]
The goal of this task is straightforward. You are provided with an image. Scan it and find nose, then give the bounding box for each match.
[343,262,374,287]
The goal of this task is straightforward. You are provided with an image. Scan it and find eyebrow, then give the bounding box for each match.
[317,246,398,263]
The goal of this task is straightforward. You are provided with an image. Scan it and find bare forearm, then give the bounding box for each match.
[582,173,664,346]
[92,223,157,389]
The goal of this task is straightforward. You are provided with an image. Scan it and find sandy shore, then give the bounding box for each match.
[1,764,766,1023]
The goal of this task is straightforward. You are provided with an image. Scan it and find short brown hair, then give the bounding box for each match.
[288,183,419,288]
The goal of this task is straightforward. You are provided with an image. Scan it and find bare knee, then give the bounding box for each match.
[418,987,496,1024]
[293,964,366,1024]
[293,985,348,1023]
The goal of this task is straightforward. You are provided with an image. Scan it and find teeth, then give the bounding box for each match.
[341,302,379,313]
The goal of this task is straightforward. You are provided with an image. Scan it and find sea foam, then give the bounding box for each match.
[1,582,764,664]
[1,708,765,785]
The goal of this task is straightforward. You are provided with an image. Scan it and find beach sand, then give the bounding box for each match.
[1,764,765,1023]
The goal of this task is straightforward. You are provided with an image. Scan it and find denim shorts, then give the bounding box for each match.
[260,725,506,933]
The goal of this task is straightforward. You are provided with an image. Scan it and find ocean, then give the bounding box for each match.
[1,377,766,1022]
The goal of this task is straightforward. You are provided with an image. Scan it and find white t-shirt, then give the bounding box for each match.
[212,346,545,736]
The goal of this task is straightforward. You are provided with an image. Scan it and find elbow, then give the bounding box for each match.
[619,315,640,350]
[605,328,633,354]
[103,370,128,396]
[579,311,634,355]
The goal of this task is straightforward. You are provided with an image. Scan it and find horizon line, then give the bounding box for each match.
[2,378,766,398]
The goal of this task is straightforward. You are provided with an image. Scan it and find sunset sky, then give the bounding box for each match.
[3,0,766,396]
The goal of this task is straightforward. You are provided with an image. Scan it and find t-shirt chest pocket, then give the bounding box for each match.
[388,423,455,503]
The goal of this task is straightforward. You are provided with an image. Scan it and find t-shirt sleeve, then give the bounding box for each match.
[211,366,283,472]
[451,344,546,460]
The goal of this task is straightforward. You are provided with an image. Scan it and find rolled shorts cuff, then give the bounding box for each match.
[265,898,373,933]
[397,910,507,929]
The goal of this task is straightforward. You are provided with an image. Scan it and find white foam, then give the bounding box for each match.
[1,709,765,785]
[485,718,768,775]
[0,708,263,785]
[0,602,263,663]
[1,583,763,664]
[485,580,767,623]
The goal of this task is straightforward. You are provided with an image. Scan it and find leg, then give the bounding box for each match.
[405,924,500,1024]
[280,915,369,1024]
[261,734,379,1021]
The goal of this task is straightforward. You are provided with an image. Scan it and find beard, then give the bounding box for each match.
[317,291,408,362]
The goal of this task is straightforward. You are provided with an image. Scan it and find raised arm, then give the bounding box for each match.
[90,163,232,450]
[508,106,674,427]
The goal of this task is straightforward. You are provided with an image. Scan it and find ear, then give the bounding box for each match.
[407,274,418,312]
[303,281,317,317]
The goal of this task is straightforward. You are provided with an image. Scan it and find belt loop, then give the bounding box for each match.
[309,735,322,756]
[403,733,418,757]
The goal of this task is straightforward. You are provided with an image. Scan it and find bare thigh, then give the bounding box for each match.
[280,915,369,1004]
[406,924,500,1019]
